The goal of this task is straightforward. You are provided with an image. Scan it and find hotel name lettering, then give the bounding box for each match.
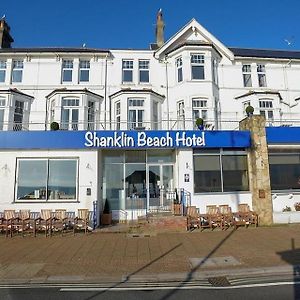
[84,131,206,148]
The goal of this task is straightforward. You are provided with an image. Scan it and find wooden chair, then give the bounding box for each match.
[12,210,35,237]
[35,209,53,237]
[51,209,68,236]
[73,209,90,235]
[186,206,200,231]
[199,205,221,231]
[234,204,259,229]
[0,210,16,237]
[219,205,234,230]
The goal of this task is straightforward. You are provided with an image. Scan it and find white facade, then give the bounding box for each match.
[1,18,300,223]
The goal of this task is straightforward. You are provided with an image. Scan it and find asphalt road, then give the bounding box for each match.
[0,282,299,300]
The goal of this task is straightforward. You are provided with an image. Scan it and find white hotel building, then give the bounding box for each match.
[1,12,300,225]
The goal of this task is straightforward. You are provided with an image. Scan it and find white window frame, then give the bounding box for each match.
[60,97,80,130]
[212,59,218,84]
[62,59,73,83]
[127,98,144,129]
[259,99,274,121]
[257,64,267,87]
[0,96,5,130]
[79,60,90,82]
[115,101,121,130]
[192,98,208,122]
[176,57,183,82]
[190,54,205,80]
[87,100,95,130]
[0,60,6,83]
[122,60,133,83]
[177,100,185,129]
[13,100,25,131]
[11,60,23,83]
[138,60,150,83]
[242,64,252,87]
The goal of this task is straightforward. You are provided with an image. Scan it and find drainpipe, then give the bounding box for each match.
[164,56,170,129]
[45,96,48,131]
[104,54,108,129]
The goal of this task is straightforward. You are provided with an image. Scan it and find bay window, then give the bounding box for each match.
[191,54,205,80]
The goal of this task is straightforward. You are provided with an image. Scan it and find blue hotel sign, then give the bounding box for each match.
[0,130,251,149]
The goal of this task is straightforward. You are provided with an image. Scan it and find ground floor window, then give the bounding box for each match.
[193,149,249,193]
[16,158,78,201]
[269,150,300,190]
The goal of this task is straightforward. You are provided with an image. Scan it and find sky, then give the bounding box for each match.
[2,0,300,51]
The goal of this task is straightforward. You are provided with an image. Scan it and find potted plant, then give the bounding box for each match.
[195,117,204,130]
[50,121,60,131]
[282,206,291,212]
[245,105,254,117]
[101,199,112,225]
[294,202,300,211]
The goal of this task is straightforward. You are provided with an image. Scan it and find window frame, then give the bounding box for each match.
[62,59,73,83]
[127,98,144,129]
[122,59,134,83]
[60,97,80,130]
[242,64,252,87]
[176,56,183,82]
[0,60,6,83]
[257,64,267,87]
[190,54,205,80]
[138,59,150,83]
[79,60,90,83]
[15,158,79,202]
[11,60,23,83]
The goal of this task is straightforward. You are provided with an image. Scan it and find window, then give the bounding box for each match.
[242,64,252,87]
[257,64,267,87]
[16,158,78,201]
[177,100,185,129]
[87,101,95,130]
[139,60,149,83]
[61,98,79,130]
[269,151,300,190]
[192,98,207,127]
[62,60,73,82]
[191,54,205,80]
[176,57,183,82]
[13,100,24,131]
[0,97,5,130]
[153,101,159,130]
[212,59,218,84]
[116,101,121,130]
[193,149,249,193]
[0,60,6,82]
[79,60,90,82]
[122,60,133,83]
[259,100,273,121]
[128,98,144,129]
[12,60,23,83]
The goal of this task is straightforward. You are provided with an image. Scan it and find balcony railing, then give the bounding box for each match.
[0,118,298,132]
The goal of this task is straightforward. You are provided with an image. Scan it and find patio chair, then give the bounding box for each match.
[35,209,53,237]
[219,205,234,230]
[234,204,259,229]
[51,209,68,236]
[0,210,16,237]
[12,210,35,237]
[73,209,90,235]
[186,206,200,231]
[199,205,221,231]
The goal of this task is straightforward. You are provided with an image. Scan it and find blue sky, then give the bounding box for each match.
[2,0,300,50]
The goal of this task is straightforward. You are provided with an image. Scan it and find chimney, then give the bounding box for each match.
[155,9,165,48]
[0,18,14,48]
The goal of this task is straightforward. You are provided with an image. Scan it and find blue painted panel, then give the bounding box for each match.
[266,127,300,143]
[0,130,251,149]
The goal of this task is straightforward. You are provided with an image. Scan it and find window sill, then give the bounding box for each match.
[14,200,80,203]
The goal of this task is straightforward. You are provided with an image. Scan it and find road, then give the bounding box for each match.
[0,280,299,300]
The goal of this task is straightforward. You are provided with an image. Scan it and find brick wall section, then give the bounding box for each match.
[240,115,273,225]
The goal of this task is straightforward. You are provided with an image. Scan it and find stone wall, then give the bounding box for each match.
[240,115,273,225]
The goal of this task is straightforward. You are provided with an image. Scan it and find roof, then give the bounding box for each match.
[235,90,283,100]
[230,47,300,60]
[0,88,34,98]
[109,88,165,99]
[0,47,110,54]
[46,88,103,99]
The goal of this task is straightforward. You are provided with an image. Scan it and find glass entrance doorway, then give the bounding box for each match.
[148,164,174,211]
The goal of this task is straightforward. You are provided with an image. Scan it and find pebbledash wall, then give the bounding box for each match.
[1,12,300,224]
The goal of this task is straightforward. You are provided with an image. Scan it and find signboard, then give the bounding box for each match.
[0,130,251,149]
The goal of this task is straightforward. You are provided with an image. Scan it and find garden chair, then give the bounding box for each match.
[73,209,90,235]
[0,210,16,237]
[51,209,68,236]
[199,205,221,231]
[219,205,234,230]
[35,209,53,237]
[12,210,35,237]
[186,206,200,231]
[234,204,258,229]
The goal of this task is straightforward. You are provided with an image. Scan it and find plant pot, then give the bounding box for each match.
[101,213,112,225]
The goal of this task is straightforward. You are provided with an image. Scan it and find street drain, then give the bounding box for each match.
[208,276,231,287]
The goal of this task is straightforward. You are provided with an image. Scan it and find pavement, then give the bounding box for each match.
[0,224,299,284]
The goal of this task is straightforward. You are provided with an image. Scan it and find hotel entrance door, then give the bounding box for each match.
[147,164,174,212]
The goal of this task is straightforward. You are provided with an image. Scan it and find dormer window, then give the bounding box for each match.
[191,54,205,80]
